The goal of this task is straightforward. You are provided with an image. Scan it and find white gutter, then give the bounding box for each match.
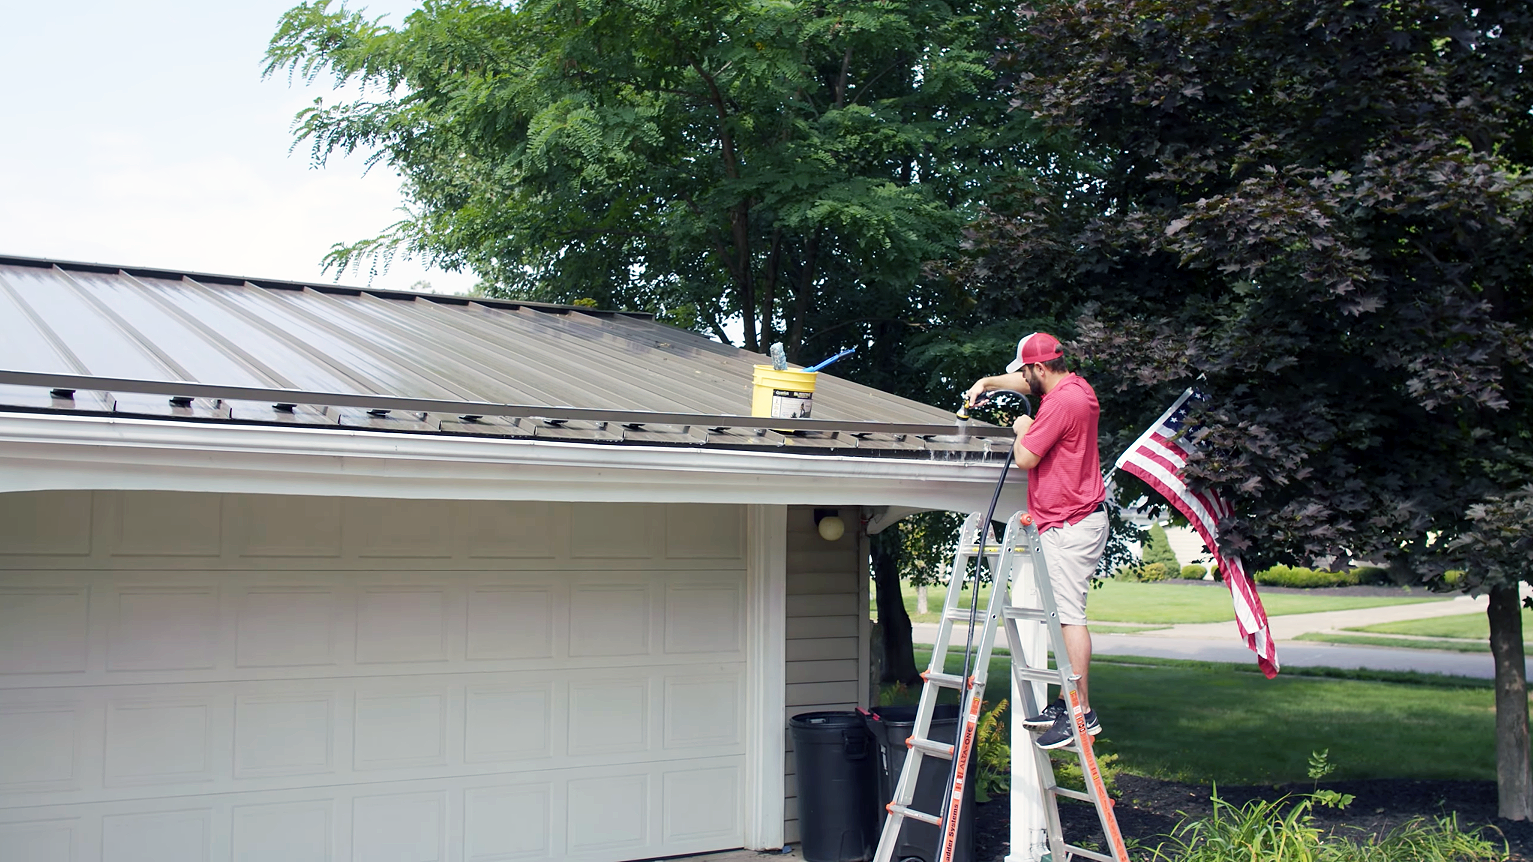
[0,411,1026,514]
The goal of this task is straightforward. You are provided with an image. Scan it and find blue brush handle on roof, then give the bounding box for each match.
[804,347,856,373]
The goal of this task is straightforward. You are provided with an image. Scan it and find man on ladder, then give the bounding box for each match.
[967,331,1109,750]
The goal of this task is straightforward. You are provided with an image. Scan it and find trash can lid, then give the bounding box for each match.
[789,710,866,728]
[866,704,959,726]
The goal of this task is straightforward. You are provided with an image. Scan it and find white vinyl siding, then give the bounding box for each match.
[782,505,869,845]
[0,490,748,862]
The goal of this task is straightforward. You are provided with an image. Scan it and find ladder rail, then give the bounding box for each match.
[1024,520,1131,862]
[872,513,992,860]
[871,510,1131,862]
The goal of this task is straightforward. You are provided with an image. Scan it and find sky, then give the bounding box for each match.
[0,0,479,295]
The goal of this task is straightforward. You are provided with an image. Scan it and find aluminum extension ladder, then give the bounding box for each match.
[873,510,1130,862]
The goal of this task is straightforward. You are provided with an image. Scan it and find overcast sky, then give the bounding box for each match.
[0,0,479,294]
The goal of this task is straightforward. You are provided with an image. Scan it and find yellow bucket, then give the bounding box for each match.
[752,366,817,423]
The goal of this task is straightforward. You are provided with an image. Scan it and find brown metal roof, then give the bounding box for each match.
[0,254,1008,458]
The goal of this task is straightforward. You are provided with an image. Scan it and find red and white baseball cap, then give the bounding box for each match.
[1006,332,1063,373]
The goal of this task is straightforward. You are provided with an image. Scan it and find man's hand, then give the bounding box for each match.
[965,378,992,406]
[1013,414,1034,436]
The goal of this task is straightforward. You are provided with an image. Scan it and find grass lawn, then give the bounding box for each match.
[882,578,1446,626]
[900,647,1497,785]
[1286,608,1533,652]
[1295,632,1488,652]
[1351,608,1533,640]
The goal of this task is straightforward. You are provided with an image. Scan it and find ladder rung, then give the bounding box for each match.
[886,803,943,827]
[944,607,991,623]
[1004,606,1052,622]
[1064,843,1117,862]
[922,670,966,689]
[1014,666,1064,685]
[1052,787,1094,803]
[908,736,955,759]
[956,544,1002,555]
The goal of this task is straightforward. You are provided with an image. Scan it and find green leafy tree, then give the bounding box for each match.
[265,0,1042,687]
[265,0,1028,357]
[957,0,1533,815]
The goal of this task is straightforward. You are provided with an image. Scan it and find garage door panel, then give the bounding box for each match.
[105,696,220,788]
[0,818,79,862]
[353,688,451,772]
[464,682,555,763]
[0,586,90,674]
[465,587,554,661]
[663,765,740,845]
[107,586,221,672]
[231,800,332,862]
[353,790,447,862]
[568,584,652,657]
[664,583,743,654]
[0,700,87,794]
[567,771,649,855]
[236,587,340,669]
[464,782,553,861]
[235,692,337,779]
[355,587,452,665]
[663,674,741,750]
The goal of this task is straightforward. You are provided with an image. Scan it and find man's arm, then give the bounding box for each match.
[965,371,1033,404]
[1011,415,1042,468]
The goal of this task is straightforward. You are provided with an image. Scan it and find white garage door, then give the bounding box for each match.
[0,491,748,862]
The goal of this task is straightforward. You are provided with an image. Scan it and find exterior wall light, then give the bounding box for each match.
[813,508,846,542]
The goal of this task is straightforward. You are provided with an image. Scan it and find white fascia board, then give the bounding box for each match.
[0,412,1027,513]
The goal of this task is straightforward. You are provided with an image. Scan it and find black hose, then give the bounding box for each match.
[938,406,1023,845]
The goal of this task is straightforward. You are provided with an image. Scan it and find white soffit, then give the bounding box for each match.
[0,412,1026,513]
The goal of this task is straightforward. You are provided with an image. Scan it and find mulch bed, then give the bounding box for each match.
[972,776,1533,861]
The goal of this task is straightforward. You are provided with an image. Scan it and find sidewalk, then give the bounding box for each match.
[911,593,1511,678]
[1138,593,1487,642]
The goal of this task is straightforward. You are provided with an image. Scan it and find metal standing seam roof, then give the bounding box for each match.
[0,255,1010,458]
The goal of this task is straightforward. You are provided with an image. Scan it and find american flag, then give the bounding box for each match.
[1114,389,1280,678]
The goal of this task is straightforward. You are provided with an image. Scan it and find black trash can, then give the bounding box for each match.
[789,711,880,862]
[865,705,975,862]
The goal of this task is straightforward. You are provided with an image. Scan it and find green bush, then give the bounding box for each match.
[1350,565,1389,585]
[1253,564,1397,588]
[1255,565,1360,588]
[1114,563,1169,582]
[1182,564,1208,579]
[1143,523,1181,570]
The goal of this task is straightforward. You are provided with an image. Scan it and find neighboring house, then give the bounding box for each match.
[1164,525,1213,568]
[0,255,1023,862]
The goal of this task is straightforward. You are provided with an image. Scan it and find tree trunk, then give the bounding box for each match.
[1489,584,1533,819]
[871,531,920,685]
[916,584,928,616]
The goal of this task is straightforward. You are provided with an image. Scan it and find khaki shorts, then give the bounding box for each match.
[1040,511,1109,626]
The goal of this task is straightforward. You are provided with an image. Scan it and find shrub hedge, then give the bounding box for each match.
[1115,562,1170,582]
[1181,564,1208,579]
[1253,564,1392,588]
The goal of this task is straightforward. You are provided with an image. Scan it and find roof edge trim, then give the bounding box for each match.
[0,369,1012,440]
[0,253,653,319]
[0,411,1025,513]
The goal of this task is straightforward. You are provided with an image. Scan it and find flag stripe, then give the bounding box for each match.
[1115,388,1279,677]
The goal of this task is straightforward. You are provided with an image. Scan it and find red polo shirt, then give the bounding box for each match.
[1021,374,1105,532]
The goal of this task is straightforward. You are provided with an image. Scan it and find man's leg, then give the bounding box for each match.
[1061,623,1092,711]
